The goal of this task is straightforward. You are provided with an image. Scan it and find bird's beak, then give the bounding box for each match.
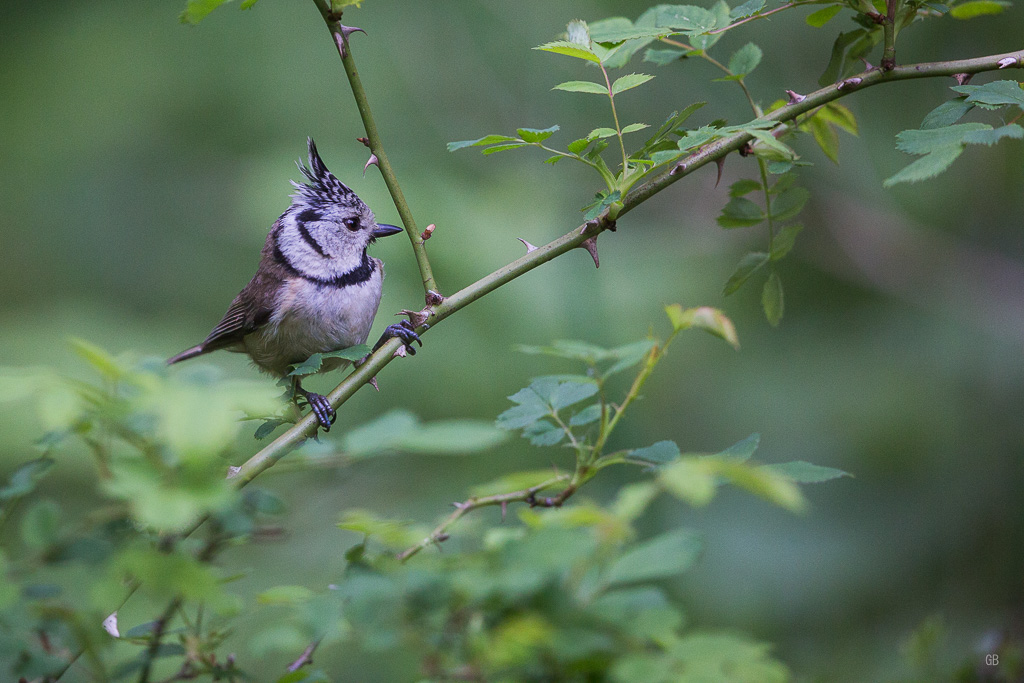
[372,224,404,238]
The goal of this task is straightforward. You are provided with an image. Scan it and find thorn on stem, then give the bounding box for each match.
[997,57,1018,69]
[398,308,431,328]
[785,89,806,104]
[517,237,538,253]
[356,137,370,147]
[953,73,973,85]
[369,377,379,391]
[363,153,379,176]
[715,157,725,188]
[501,501,508,522]
[860,57,875,71]
[425,290,444,307]
[436,533,450,543]
[837,77,863,90]
[333,24,366,57]
[580,236,600,268]
[420,224,435,241]
[393,345,408,359]
[670,161,686,175]
[226,466,241,480]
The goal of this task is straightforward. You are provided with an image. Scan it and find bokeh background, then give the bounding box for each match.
[2,0,1023,679]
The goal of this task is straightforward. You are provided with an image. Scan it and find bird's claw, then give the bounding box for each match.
[302,391,336,432]
[378,320,424,356]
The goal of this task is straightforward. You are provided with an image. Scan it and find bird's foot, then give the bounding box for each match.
[298,390,336,432]
[373,320,425,356]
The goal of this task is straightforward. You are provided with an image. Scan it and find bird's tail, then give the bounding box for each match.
[167,345,206,365]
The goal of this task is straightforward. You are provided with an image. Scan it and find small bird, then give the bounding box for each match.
[168,138,421,430]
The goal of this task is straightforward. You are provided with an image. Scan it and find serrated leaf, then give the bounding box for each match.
[553,80,608,94]
[771,224,803,260]
[621,123,650,134]
[949,0,1010,18]
[322,345,371,362]
[884,145,965,186]
[523,420,565,446]
[611,73,655,95]
[544,155,563,164]
[808,116,840,162]
[631,440,682,465]
[447,135,518,152]
[717,433,761,462]
[921,98,975,129]
[761,461,850,483]
[568,138,591,154]
[770,187,810,221]
[644,48,689,66]
[254,419,285,440]
[718,197,765,228]
[894,123,990,154]
[728,43,762,76]
[550,381,599,410]
[961,123,1024,145]
[604,529,703,586]
[288,353,323,377]
[731,0,767,18]
[655,5,720,33]
[952,80,1024,108]
[517,125,559,143]
[749,129,797,161]
[664,305,740,349]
[482,143,528,155]
[589,127,620,139]
[818,102,858,135]
[535,40,602,63]
[660,458,717,506]
[806,4,843,26]
[729,179,762,197]
[569,403,602,427]
[762,272,784,326]
[723,252,770,295]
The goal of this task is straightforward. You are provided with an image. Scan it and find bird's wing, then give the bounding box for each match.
[198,267,282,353]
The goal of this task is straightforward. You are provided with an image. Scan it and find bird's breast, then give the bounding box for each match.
[244,260,385,376]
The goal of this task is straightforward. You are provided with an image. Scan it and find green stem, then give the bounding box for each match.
[660,38,758,113]
[757,157,775,254]
[600,63,630,176]
[706,1,817,36]
[312,0,439,298]
[881,0,898,70]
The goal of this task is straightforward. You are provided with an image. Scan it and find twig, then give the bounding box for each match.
[311,0,439,299]
[137,598,182,683]
[396,474,571,562]
[287,637,324,672]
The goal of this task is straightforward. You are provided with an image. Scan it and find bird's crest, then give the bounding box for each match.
[290,138,358,209]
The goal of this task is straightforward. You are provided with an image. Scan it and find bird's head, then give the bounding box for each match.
[282,138,402,267]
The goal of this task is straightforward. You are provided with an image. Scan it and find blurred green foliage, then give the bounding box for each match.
[1,0,1023,680]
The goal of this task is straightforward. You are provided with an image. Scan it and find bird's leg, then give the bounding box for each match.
[291,377,336,432]
[372,320,425,355]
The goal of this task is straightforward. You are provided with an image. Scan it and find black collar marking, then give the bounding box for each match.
[273,237,375,288]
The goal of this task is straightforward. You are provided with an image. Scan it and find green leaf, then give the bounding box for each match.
[728,43,762,76]
[961,123,1024,145]
[322,345,371,362]
[714,460,806,511]
[287,353,324,377]
[257,585,314,606]
[482,143,528,154]
[534,40,601,63]
[180,0,229,24]
[611,483,662,522]
[894,123,990,154]
[762,272,784,326]
[717,197,765,228]
[655,5,720,34]
[0,458,54,501]
[883,145,965,187]
[644,48,688,66]
[553,80,608,94]
[728,179,762,197]
[567,138,591,154]
[70,338,125,380]
[469,470,562,497]
[589,127,620,139]
[723,252,769,295]
[343,410,504,455]
[921,98,975,129]
[447,134,518,152]
[337,509,418,547]
[239,0,260,8]
[818,102,858,134]
[807,116,840,162]
[952,80,1024,109]
[621,123,650,134]
[949,0,1010,18]
[718,433,761,462]
[818,30,865,86]
[731,0,767,18]
[771,224,804,260]
[660,458,717,506]
[569,403,603,426]
[762,461,851,483]
[21,499,59,549]
[748,129,797,162]
[517,125,560,143]
[604,529,703,586]
[631,440,682,465]
[806,5,843,26]
[664,305,740,349]
[770,187,810,221]
[522,420,564,446]
[611,73,655,95]
[254,419,285,440]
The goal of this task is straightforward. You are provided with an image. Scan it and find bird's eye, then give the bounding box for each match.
[344,217,361,232]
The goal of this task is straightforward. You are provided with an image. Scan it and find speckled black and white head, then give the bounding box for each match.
[272,138,402,286]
